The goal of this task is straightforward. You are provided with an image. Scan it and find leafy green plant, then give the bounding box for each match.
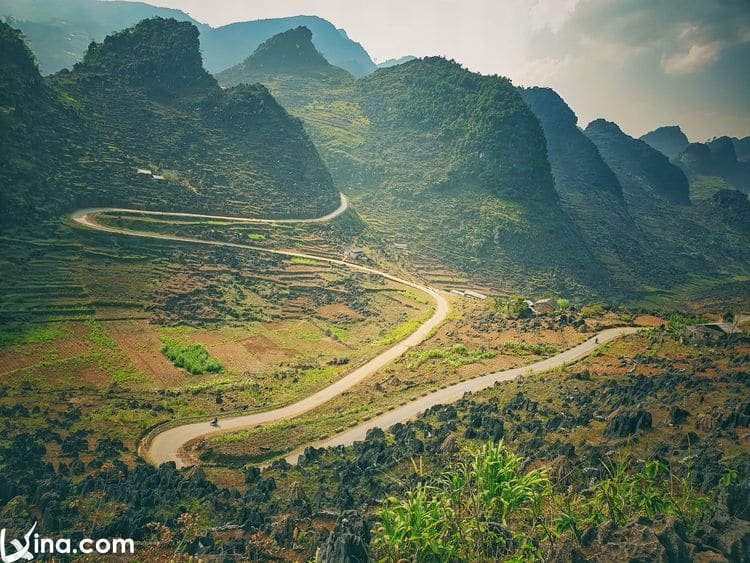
[373,442,551,562]
[160,337,222,375]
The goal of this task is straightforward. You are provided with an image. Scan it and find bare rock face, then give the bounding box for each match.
[604,408,653,439]
[317,510,370,563]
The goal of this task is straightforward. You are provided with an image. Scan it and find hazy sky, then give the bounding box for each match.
[120,0,750,140]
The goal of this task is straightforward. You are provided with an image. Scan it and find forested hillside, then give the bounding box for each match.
[220,29,606,296]
[0,18,340,223]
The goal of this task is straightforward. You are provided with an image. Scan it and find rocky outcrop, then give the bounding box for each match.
[317,510,370,563]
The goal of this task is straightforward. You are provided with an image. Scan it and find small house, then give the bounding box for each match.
[463,290,488,300]
[346,247,367,260]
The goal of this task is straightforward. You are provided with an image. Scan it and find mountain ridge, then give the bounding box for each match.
[1,17,340,223]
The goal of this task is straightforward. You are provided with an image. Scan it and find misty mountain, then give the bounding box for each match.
[584,119,690,205]
[376,56,417,69]
[639,125,689,160]
[0,0,375,76]
[519,87,674,292]
[217,26,353,89]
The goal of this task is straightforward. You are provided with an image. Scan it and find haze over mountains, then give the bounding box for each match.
[1,8,749,304]
[0,0,376,75]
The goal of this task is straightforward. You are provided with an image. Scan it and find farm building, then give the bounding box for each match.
[449,289,487,300]
[136,168,152,175]
[346,247,367,260]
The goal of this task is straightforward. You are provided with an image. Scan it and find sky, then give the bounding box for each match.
[118,0,750,140]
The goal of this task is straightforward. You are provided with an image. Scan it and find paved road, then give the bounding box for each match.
[284,326,640,463]
[69,195,449,468]
[71,200,640,468]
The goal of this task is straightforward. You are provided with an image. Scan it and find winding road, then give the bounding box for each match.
[70,196,639,468]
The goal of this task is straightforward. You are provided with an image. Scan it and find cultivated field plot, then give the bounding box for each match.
[0,223,431,460]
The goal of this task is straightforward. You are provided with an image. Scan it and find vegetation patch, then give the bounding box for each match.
[0,324,67,348]
[502,341,558,356]
[407,344,495,369]
[160,337,222,375]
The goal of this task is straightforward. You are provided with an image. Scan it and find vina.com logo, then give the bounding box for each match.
[0,522,134,562]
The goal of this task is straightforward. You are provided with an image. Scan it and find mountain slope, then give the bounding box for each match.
[519,88,674,292]
[584,119,690,205]
[346,58,602,294]
[216,26,353,95]
[639,125,689,160]
[0,0,375,76]
[1,18,339,222]
[584,118,750,288]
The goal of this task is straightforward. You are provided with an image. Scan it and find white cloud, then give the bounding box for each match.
[661,41,722,74]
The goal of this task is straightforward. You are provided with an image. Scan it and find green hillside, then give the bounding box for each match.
[245,40,603,294]
[0,18,340,222]
[519,88,678,293]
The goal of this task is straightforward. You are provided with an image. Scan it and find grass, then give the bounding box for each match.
[407,344,495,369]
[502,341,558,356]
[160,337,222,375]
[290,256,317,265]
[377,307,434,346]
[0,324,68,348]
[399,290,428,304]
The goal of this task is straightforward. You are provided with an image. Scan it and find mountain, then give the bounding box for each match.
[584,118,750,286]
[675,137,750,197]
[519,88,673,292]
[733,136,750,162]
[377,56,417,69]
[202,16,375,76]
[217,26,353,89]
[0,17,339,223]
[346,58,603,294]
[0,0,376,76]
[639,125,689,160]
[584,119,690,205]
[239,39,604,294]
